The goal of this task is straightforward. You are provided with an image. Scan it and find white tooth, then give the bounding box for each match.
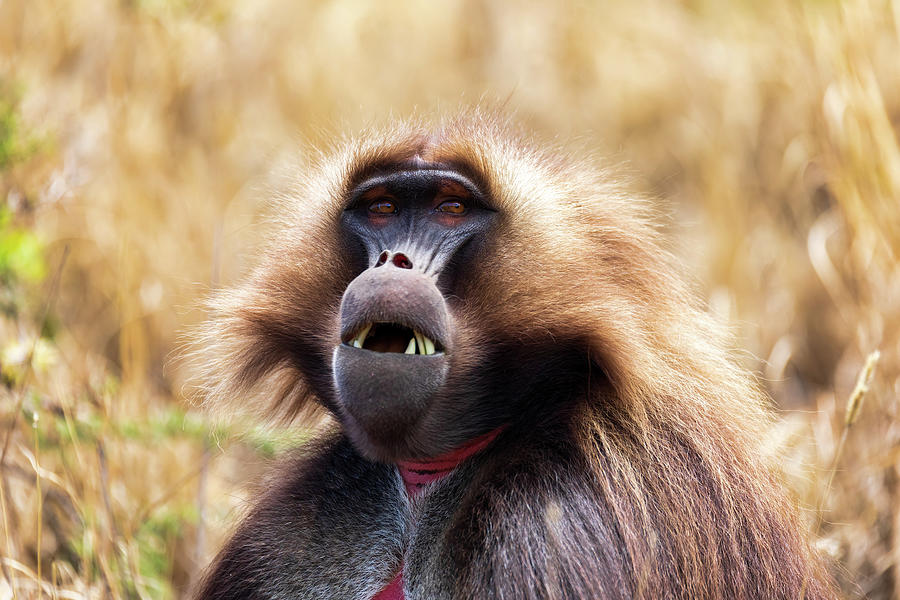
[414,331,426,355]
[351,323,372,348]
[423,336,435,355]
[404,337,416,354]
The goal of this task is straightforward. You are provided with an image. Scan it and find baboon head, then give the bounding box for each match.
[192,113,732,463]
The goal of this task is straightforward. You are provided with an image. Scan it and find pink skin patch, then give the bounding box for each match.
[396,428,504,496]
[372,575,404,600]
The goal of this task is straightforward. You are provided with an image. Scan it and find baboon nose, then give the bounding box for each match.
[374,251,413,270]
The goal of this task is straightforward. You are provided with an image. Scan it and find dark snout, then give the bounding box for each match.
[332,259,452,456]
[337,263,451,350]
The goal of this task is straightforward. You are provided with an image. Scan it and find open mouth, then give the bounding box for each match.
[344,322,443,355]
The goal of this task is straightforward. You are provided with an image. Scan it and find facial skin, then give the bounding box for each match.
[332,165,500,461]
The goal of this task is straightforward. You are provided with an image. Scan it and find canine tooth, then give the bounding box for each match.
[404,337,416,354]
[414,331,426,355]
[350,323,372,348]
[423,336,435,355]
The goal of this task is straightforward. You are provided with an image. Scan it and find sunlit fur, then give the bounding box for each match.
[189,112,835,599]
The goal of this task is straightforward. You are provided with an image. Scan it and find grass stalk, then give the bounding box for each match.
[814,350,881,534]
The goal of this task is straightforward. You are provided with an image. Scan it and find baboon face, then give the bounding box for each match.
[202,119,629,463]
[332,163,499,460]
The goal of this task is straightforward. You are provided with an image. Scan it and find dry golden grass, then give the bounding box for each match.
[0,0,898,598]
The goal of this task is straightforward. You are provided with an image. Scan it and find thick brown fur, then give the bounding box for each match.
[189,112,835,599]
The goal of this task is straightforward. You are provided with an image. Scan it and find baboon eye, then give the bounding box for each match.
[435,199,467,214]
[368,199,398,214]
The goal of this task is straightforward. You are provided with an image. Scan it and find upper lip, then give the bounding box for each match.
[338,268,451,355]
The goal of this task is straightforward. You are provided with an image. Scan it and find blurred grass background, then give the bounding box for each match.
[0,0,898,597]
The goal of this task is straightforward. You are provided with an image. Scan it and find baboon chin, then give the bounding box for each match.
[190,113,836,600]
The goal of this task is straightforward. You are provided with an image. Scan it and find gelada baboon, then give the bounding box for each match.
[190,113,835,599]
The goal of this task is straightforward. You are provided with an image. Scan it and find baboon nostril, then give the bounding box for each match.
[392,253,413,269]
[375,251,389,267]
